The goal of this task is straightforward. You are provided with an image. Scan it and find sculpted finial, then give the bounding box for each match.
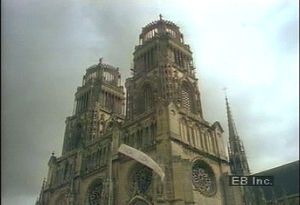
[159,14,163,20]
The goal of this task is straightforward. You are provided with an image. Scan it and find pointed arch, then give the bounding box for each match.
[179,118,188,142]
[199,128,205,150]
[127,163,153,197]
[149,121,156,145]
[136,83,155,114]
[187,123,196,146]
[203,131,209,151]
[193,124,201,148]
[128,195,152,205]
[142,83,154,112]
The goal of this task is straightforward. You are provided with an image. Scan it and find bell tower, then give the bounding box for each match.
[117,15,232,205]
[126,14,203,121]
[62,58,125,155]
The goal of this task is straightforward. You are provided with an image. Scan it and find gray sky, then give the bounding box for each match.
[1,0,298,204]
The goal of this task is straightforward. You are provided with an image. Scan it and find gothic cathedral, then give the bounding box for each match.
[36,16,250,205]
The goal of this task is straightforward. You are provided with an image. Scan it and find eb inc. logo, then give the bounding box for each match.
[229,176,274,186]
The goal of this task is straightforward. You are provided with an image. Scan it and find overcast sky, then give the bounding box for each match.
[1,0,298,204]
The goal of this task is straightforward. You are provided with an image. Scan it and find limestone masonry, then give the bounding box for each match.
[36,16,279,205]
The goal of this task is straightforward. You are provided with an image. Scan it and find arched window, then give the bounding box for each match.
[199,130,204,149]
[150,122,156,144]
[187,127,196,145]
[189,127,196,146]
[180,119,188,142]
[136,84,154,114]
[194,126,200,147]
[136,129,144,148]
[207,131,216,153]
[181,82,194,112]
[73,123,82,148]
[128,164,153,196]
[211,134,216,154]
[142,84,153,111]
[86,179,104,205]
[145,126,150,145]
[204,132,209,151]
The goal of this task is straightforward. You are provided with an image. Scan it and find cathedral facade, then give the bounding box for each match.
[36,16,248,205]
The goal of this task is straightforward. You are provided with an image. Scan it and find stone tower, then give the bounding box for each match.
[62,58,125,155]
[37,60,125,205]
[36,16,245,205]
[121,15,231,205]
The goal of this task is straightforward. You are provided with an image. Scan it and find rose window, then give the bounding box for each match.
[192,160,216,196]
[88,181,103,205]
[129,165,153,196]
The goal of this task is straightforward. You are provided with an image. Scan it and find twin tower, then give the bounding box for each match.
[36,16,251,205]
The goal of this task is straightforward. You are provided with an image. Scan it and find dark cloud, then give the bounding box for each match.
[2,0,83,200]
[1,0,159,202]
[76,1,161,79]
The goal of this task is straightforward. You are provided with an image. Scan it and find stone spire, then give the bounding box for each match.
[226,95,239,141]
[225,94,250,175]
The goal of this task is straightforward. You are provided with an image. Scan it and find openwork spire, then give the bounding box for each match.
[225,92,250,175]
[225,95,239,140]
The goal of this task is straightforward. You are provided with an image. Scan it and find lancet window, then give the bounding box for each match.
[76,90,91,113]
[138,84,154,114]
[179,119,188,142]
[181,83,194,112]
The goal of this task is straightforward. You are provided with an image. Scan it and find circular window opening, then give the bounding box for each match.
[128,164,153,196]
[87,180,103,205]
[192,160,216,196]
